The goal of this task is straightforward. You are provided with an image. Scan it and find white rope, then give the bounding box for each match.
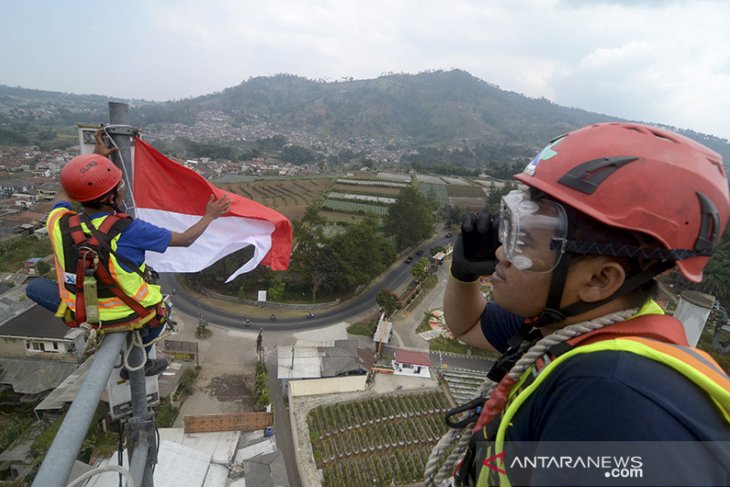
[123,330,147,372]
[424,308,637,486]
[66,464,135,487]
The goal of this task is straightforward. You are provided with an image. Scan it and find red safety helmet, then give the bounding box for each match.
[515,122,730,283]
[61,154,123,203]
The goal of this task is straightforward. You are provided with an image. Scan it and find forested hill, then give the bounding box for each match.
[141,70,614,147]
[1,70,729,165]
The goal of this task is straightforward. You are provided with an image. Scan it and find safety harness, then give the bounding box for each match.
[448,313,730,486]
[58,212,166,332]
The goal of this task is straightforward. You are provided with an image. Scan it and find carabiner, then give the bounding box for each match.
[444,396,485,429]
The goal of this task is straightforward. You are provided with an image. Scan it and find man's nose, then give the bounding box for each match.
[495,245,507,264]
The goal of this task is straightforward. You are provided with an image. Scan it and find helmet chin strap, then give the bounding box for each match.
[523,206,673,328]
[526,260,673,327]
[525,206,674,328]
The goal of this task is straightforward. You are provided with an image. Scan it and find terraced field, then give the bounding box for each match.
[220,178,330,221]
[307,391,450,487]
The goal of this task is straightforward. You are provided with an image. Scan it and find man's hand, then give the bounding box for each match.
[204,194,230,220]
[451,209,500,282]
[169,194,231,247]
[93,129,118,157]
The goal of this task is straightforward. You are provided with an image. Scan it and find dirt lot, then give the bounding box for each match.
[171,312,261,426]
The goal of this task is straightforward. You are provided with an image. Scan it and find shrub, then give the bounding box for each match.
[156,403,179,428]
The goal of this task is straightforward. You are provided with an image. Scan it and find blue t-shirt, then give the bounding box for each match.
[54,202,172,272]
[480,302,730,485]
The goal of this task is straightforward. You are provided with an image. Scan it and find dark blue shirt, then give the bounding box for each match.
[480,302,730,486]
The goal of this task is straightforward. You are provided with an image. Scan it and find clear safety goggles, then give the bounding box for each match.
[498,190,568,272]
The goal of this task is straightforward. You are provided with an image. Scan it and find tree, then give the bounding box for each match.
[290,224,344,301]
[280,144,317,165]
[697,229,730,306]
[383,185,436,251]
[376,289,400,316]
[331,215,396,289]
[411,257,431,282]
[485,182,517,213]
[35,260,51,276]
[267,275,286,301]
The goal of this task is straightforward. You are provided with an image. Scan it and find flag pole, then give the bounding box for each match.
[108,102,136,217]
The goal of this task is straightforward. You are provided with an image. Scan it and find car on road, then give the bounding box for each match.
[445,232,453,238]
[405,256,414,264]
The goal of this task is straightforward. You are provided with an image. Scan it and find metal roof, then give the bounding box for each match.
[0,357,78,395]
[0,300,68,339]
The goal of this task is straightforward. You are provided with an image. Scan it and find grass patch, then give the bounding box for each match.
[156,403,180,428]
[347,318,377,337]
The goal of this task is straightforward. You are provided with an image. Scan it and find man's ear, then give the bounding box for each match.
[577,258,626,303]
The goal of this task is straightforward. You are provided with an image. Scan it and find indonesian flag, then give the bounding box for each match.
[133,138,292,282]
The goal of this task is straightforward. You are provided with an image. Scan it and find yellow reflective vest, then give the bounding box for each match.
[476,304,730,487]
[47,206,164,330]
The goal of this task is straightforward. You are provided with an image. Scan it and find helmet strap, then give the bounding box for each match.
[527,253,674,328]
[557,260,673,319]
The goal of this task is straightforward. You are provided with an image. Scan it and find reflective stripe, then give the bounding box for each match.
[48,208,74,307]
[485,338,730,487]
[622,337,730,396]
[628,337,727,377]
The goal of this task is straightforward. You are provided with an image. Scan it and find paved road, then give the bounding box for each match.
[159,234,452,332]
[265,351,301,487]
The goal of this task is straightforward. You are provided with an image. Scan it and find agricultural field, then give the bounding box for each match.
[218,172,486,223]
[330,183,401,197]
[447,183,487,210]
[322,199,389,216]
[418,182,449,207]
[336,178,409,188]
[307,391,450,487]
[219,177,331,221]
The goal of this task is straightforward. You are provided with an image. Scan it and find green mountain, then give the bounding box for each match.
[1,69,729,165]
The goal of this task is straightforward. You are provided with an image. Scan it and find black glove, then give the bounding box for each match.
[451,209,500,282]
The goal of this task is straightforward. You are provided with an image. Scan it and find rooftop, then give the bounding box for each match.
[394,349,432,366]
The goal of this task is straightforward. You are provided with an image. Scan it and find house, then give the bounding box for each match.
[12,193,35,208]
[14,223,35,235]
[0,179,35,197]
[36,185,57,201]
[392,349,432,378]
[277,339,373,395]
[23,257,42,274]
[0,302,86,363]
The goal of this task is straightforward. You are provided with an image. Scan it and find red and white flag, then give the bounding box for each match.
[133,138,292,282]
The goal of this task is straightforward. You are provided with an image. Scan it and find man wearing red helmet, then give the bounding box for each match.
[428,123,730,486]
[27,132,229,377]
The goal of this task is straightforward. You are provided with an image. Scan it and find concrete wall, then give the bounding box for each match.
[289,375,368,397]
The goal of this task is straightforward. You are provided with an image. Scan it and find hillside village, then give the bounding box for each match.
[0,141,324,239]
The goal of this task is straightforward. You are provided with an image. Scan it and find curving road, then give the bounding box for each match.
[160,235,451,331]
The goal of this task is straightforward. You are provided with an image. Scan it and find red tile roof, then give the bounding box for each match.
[394,349,432,366]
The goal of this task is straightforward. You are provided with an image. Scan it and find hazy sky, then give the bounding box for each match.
[2,0,729,140]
